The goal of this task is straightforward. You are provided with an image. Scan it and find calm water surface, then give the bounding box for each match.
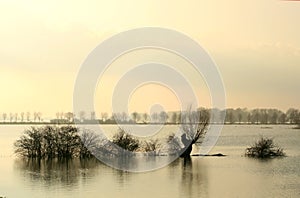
[0,125,299,198]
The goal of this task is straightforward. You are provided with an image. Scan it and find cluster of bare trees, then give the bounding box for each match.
[221,108,300,124]
[0,112,42,123]
[14,126,100,159]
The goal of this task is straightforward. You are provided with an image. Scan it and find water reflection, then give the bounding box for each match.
[180,157,208,198]
[14,158,102,188]
[14,156,210,198]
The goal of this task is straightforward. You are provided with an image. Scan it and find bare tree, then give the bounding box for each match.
[26,112,30,122]
[171,112,178,124]
[180,108,210,158]
[56,112,60,120]
[238,113,242,124]
[2,113,7,122]
[101,112,108,122]
[143,139,160,154]
[65,112,74,122]
[159,111,168,123]
[131,112,140,123]
[79,129,101,158]
[90,111,96,120]
[14,113,18,122]
[20,112,24,122]
[33,112,38,122]
[151,112,158,123]
[79,111,86,122]
[142,113,149,123]
[9,113,13,122]
[37,112,42,122]
[121,112,128,122]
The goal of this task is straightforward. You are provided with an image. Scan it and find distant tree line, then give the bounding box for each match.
[221,108,300,124]
[51,108,300,125]
[2,107,300,124]
[0,112,42,123]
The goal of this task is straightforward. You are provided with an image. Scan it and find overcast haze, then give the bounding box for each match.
[0,0,299,117]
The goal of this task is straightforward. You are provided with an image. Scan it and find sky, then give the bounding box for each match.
[0,0,300,118]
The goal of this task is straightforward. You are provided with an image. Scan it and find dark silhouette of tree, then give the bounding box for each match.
[247,113,251,124]
[79,111,86,122]
[64,112,74,122]
[159,111,168,123]
[171,112,178,124]
[286,108,299,124]
[180,108,210,158]
[261,109,268,124]
[14,113,18,122]
[142,113,149,123]
[143,139,160,155]
[278,113,286,124]
[79,130,101,158]
[112,128,139,152]
[251,109,260,124]
[2,113,7,122]
[9,113,13,122]
[90,111,96,120]
[101,112,108,122]
[20,112,24,122]
[151,112,158,123]
[37,112,42,122]
[121,112,128,122]
[236,108,243,124]
[226,110,235,124]
[131,112,140,123]
[166,133,181,155]
[33,112,38,122]
[56,112,60,120]
[14,127,43,158]
[270,111,278,124]
[177,112,182,124]
[26,112,30,122]
[245,137,285,158]
[14,126,105,159]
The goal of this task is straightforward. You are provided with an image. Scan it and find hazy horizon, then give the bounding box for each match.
[1,0,299,117]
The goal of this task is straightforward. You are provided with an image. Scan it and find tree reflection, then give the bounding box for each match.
[180,157,208,198]
[14,158,101,187]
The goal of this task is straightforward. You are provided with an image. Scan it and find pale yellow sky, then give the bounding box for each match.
[0,0,300,118]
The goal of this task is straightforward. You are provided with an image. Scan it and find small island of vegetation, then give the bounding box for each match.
[245,137,285,158]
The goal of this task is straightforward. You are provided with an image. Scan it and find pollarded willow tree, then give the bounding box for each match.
[179,108,210,158]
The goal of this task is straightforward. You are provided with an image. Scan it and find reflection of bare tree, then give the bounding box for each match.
[180,158,208,198]
[14,158,101,187]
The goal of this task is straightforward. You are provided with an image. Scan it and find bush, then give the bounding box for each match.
[142,139,161,155]
[245,137,285,158]
[112,128,139,152]
[14,126,98,159]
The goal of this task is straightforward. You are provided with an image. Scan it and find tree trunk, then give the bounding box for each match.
[180,144,193,158]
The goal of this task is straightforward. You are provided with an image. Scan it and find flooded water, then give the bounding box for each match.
[0,125,299,198]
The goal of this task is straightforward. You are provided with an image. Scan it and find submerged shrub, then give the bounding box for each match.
[112,128,139,152]
[79,130,102,158]
[14,126,98,159]
[143,139,160,152]
[245,137,285,158]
